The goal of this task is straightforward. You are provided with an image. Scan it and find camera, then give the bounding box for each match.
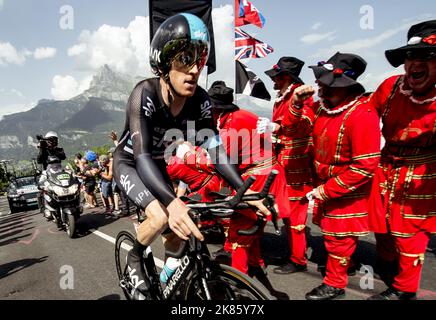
[36,134,49,148]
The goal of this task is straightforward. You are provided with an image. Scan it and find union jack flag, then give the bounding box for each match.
[235,27,274,60]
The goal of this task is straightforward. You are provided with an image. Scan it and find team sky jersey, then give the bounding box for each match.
[115,77,243,207]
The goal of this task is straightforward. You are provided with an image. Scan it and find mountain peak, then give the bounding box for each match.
[75,65,138,102]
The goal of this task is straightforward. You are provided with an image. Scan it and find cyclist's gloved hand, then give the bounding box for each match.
[167,198,204,241]
[244,189,271,217]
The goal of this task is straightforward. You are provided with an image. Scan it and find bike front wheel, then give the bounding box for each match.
[183,264,274,300]
[114,230,136,300]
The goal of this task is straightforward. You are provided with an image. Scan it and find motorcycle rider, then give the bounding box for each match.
[36,131,66,219]
[37,131,66,170]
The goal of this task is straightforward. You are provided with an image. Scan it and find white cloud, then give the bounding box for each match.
[301,31,336,45]
[34,47,57,60]
[67,16,151,76]
[10,88,24,98]
[0,0,4,10]
[311,16,431,59]
[67,6,235,86]
[360,67,404,92]
[51,75,92,100]
[0,42,28,66]
[206,5,235,86]
[0,102,37,119]
[311,22,323,30]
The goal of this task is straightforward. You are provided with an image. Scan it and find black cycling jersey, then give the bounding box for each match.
[113,77,243,208]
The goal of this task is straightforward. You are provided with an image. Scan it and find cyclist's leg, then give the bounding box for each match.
[113,151,169,298]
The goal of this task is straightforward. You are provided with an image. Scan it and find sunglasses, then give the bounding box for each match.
[405,50,436,61]
[172,45,208,71]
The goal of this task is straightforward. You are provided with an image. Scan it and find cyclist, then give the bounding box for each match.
[112,13,270,299]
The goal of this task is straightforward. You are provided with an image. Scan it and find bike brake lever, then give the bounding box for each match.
[264,195,281,235]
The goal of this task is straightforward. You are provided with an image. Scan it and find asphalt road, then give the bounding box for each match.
[1,195,435,300]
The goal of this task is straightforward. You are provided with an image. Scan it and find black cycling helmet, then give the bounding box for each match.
[150,13,210,79]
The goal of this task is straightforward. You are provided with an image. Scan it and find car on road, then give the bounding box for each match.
[7,175,40,213]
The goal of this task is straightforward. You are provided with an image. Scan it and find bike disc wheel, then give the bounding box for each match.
[184,264,274,300]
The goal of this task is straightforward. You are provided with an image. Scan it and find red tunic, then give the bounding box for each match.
[184,108,291,219]
[272,85,314,222]
[312,96,381,237]
[166,155,223,202]
[367,75,436,237]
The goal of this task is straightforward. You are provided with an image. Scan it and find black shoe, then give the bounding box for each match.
[126,250,151,300]
[367,287,417,300]
[305,284,345,300]
[273,261,307,274]
[248,265,268,278]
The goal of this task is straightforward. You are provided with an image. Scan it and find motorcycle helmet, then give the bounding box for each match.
[150,13,210,79]
[84,150,97,162]
[44,131,59,147]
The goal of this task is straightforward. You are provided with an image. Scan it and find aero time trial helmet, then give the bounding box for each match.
[150,13,210,79]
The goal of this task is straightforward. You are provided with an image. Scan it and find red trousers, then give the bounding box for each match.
[227,209,265,274]
[323,236,358,289]
[283,218,307,265]
[375,231,430,293]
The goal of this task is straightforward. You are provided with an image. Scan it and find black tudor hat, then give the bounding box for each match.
[385,20,436,67]
[309,52,367,91]
[207,81,239,110]
[264,56,304,83]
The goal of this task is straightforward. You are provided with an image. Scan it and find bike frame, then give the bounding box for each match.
[119,171,280,300]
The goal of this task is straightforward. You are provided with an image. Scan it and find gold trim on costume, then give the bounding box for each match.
[390,231,416,238]
[322,230,369,237]
[324,212,368,219]
[351,153,381,161]
[289,196,305,201]
[399,252,425,266]
[231,242,250,250]
[410,173,436,180]
[290,225,306,232]
[328,253,350,266]
[404,194,435,200]
[349,166,374,178]
[334,176,356,191]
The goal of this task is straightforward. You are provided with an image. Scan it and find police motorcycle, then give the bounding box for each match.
[39,155,82,238]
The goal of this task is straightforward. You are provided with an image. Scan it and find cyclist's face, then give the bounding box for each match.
[169,47,208,97]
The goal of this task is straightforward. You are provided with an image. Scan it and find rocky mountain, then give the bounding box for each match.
[0,65,139,161]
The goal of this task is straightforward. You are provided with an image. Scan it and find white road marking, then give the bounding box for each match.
[90,229,165,268]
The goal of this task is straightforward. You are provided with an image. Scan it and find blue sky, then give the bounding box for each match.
[0,0,435,117]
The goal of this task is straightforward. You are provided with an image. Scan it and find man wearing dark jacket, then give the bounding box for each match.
[36,131,66,170]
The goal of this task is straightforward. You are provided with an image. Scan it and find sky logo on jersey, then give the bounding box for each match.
[200,100,212,119]
[143,96,156,117]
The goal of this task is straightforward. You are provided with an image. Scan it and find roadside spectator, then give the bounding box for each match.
[99,154,115,215]
[109,147,122,215]
[80,151,100,209]
[110,131,119,147]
